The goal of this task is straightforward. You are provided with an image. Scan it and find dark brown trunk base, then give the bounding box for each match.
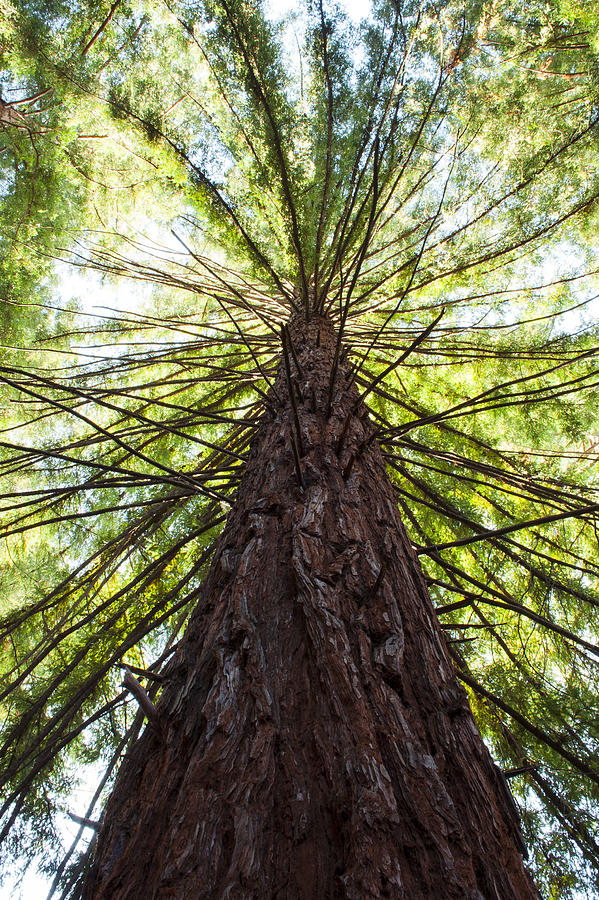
[82,318,539,899]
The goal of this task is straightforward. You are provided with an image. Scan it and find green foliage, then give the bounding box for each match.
[0,0,188,341]
[2,0,599,896]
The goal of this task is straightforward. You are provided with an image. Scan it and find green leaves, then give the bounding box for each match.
[2,0,599,895]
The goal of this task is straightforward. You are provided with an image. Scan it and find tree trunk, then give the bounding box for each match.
[82,316,539,899]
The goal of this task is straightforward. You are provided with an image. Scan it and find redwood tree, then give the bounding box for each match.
[82,315,539,898]
[1,0,599,897]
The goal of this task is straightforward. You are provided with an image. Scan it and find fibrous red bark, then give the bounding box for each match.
[82,316,539,899]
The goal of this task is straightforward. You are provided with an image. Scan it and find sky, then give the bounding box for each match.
[265,0,373,21]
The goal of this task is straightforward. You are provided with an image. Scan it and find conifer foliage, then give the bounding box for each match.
[1,0,599,896]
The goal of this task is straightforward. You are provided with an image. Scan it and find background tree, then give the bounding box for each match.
[0,0,184,340]
[1,0,599,896]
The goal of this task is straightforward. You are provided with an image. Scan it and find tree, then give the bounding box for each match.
[1,0,599,896]
[0,0,183,339]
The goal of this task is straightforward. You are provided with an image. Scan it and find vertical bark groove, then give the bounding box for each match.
[83,316,539,899]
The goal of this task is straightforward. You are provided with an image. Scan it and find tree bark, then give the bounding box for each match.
[82,316,539,899]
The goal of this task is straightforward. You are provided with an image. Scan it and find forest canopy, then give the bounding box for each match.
[1,0,599,896]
